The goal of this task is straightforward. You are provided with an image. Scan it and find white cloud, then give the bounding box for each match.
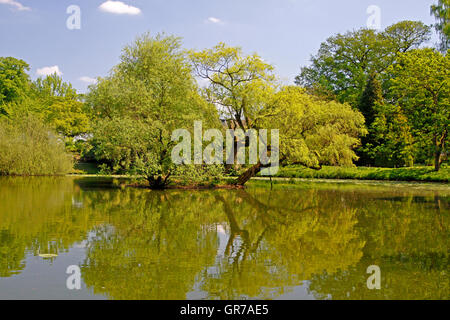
[205,17,225,25]
[79,76,97,84]
[36,66,62,77]
[0,0,31,11]
[99,1,141,15]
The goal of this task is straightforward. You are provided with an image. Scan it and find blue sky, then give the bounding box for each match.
[0,0,438,92]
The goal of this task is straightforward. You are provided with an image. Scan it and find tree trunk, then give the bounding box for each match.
[235,162,264,186]
[434,134,444,172]
[434,149,441,172]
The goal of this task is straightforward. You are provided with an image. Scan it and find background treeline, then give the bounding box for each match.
[0,1,448,181]
[0,59,90,175]
[296,19,449,171]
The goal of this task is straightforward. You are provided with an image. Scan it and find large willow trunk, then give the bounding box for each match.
[235,162,264,186]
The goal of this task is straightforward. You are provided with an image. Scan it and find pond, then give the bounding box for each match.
[0,177,448,300]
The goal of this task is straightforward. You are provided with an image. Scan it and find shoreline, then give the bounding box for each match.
[2,173,447,185]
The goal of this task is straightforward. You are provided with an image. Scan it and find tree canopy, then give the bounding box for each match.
[295,21,431,107]
[387,48,449,171]
[1,13,447,178]
[258,86,366,168]
[88,33,219,188]
[190,43,277,131]
[0,57,31,114]
[294,19,449,170]
[191,44,366,185]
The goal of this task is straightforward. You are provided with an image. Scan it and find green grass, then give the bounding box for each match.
[272,165,449,183]
[72,161,449,183]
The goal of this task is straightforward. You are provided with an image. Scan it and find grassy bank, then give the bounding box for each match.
[272,165,449,183]
[73,162,449,183]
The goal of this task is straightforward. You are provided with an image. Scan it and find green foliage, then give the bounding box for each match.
[92,117,154,174]
[431,0,450,52]
[174,164,224,186]
[258,86,367,168]
[43,99,91,138]
[388,48,449,171]
[356,73,385,166]
[88,33,219,188]
[190,43,276,130]
[273,165,449,182]
[192,45,366,184]
[0,115,73,176]
[33,73,78,100]
[32,74,91,149]
[0,64,91,155]
[0,57,31,114]
[295,21,449,170]
[295,21,431,107]
[73,162,100,175]
[1,23,445,181]
[358,72,383,127]
[368,104,415,167]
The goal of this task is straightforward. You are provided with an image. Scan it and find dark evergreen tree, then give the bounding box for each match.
[356,73,383,166]
[359,72,383,128]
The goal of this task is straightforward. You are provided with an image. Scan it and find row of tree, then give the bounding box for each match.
[0,60,91,145]
[296,1,449,170]
[86,34,367,187]
[0,34,368,185]
[0,58,89,175]
[0,2,448,184]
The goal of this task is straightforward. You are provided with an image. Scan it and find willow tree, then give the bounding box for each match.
[87,33,218,188]
[191,45,366,186]
[237,86,367,185]
[190,43,276,174]
[190,43,276,132]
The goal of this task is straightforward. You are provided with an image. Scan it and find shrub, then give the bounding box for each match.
[174,165,224,187]
[0,115,73,175]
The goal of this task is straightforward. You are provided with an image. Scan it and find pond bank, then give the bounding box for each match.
[271,165,449,183]
[73,163,449,183]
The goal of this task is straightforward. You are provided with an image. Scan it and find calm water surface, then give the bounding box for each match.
[0,177,448,300]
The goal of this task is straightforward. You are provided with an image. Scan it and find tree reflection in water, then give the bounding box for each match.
[0,177,448,299]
